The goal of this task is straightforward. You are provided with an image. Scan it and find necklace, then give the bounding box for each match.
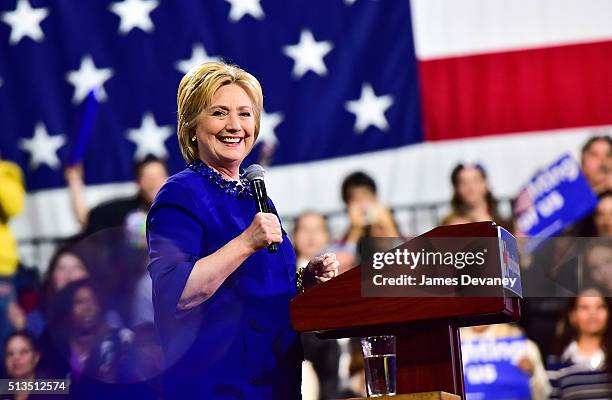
[188,159,253,198]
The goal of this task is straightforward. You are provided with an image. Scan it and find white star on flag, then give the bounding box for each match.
[225,0,264,22]
[345,83,393,133]
[1,0,49,45]
[258,110,283,148]
[109,0,159,34]
[66,55,114,104]
[175,44,221,75]
[344,0,358,5]
[126,112,173,160]
[283,29,333,79]
[19,123,66,170]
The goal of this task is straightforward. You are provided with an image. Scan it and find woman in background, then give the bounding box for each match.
[547,288,612,399]
[293,211,330,270]
[442,163,505,226]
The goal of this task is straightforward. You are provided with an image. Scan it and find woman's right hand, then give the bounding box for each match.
[241,212,283,252]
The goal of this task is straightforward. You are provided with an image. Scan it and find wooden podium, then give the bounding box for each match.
[290,222,520,399]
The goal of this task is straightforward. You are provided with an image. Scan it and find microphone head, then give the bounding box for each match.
[244,164,266,181]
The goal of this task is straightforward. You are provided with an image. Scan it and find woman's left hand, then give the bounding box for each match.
[306,253,340,284]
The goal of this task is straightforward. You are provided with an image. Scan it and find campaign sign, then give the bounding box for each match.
[514,154,598,250]
[497,227,522,297]
[462,335,531,400]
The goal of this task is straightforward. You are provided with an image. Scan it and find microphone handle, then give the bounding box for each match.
[250,179,278,253]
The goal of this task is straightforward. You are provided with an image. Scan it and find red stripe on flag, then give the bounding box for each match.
[419,40,612,141]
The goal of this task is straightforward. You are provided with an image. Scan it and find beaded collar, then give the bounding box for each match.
[188,159,253,198]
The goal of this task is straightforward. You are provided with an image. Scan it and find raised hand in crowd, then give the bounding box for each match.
[64,163,89,227]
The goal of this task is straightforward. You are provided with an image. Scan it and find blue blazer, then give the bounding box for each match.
[146,165,302,399]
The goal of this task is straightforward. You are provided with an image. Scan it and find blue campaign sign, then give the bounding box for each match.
[462,335,531,400]
[498,227,522,297]
[514,154,598,248]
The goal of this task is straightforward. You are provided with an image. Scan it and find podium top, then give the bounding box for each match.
[290,222,520,336]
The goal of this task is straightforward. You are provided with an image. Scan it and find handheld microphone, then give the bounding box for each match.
[244,164,278,253]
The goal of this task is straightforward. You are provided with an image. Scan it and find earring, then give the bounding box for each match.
[191,136,196,142]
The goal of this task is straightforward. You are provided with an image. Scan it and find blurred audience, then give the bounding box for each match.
[15,243,122,339]
[547,288,612,399]
[37,279,143,397]
[6,127,612,399]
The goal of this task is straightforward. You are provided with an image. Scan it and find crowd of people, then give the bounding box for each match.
[0,133,611,399]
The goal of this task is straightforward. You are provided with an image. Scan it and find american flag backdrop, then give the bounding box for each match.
[1,0,612,242]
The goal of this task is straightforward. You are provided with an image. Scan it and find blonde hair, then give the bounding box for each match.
[176,61,263,163]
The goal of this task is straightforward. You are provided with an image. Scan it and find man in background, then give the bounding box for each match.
[65,155,168,235]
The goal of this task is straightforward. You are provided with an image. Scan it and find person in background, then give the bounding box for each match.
[39,279,139,398]
[580,135,612,195]
[593,192,612,237]
[336,340,366,399]
[341,171,400,244]
[0,158,25,278]
[461,324,551,400]
[3,331,41,400]
[293,211,353,399]
[8,242,121,339]
[64,155,168,235]
[568,190,612,237]
[335,172,400,275]
[293,211,330,270]
[582,239,612,295]
[0,159,26,361]
[442,163,506,227]
[565,136,612,237]
[17,243,91,337]
[547,288,612,399]
[66,157,165,326]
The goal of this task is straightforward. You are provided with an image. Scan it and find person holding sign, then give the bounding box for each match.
[461,324,550,400]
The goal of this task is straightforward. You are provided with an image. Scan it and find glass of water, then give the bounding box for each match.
[360,335,397,397]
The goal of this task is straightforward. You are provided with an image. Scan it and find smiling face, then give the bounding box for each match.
[194,84,256,175]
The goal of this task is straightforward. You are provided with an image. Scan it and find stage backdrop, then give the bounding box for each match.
[0,0,611,257]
